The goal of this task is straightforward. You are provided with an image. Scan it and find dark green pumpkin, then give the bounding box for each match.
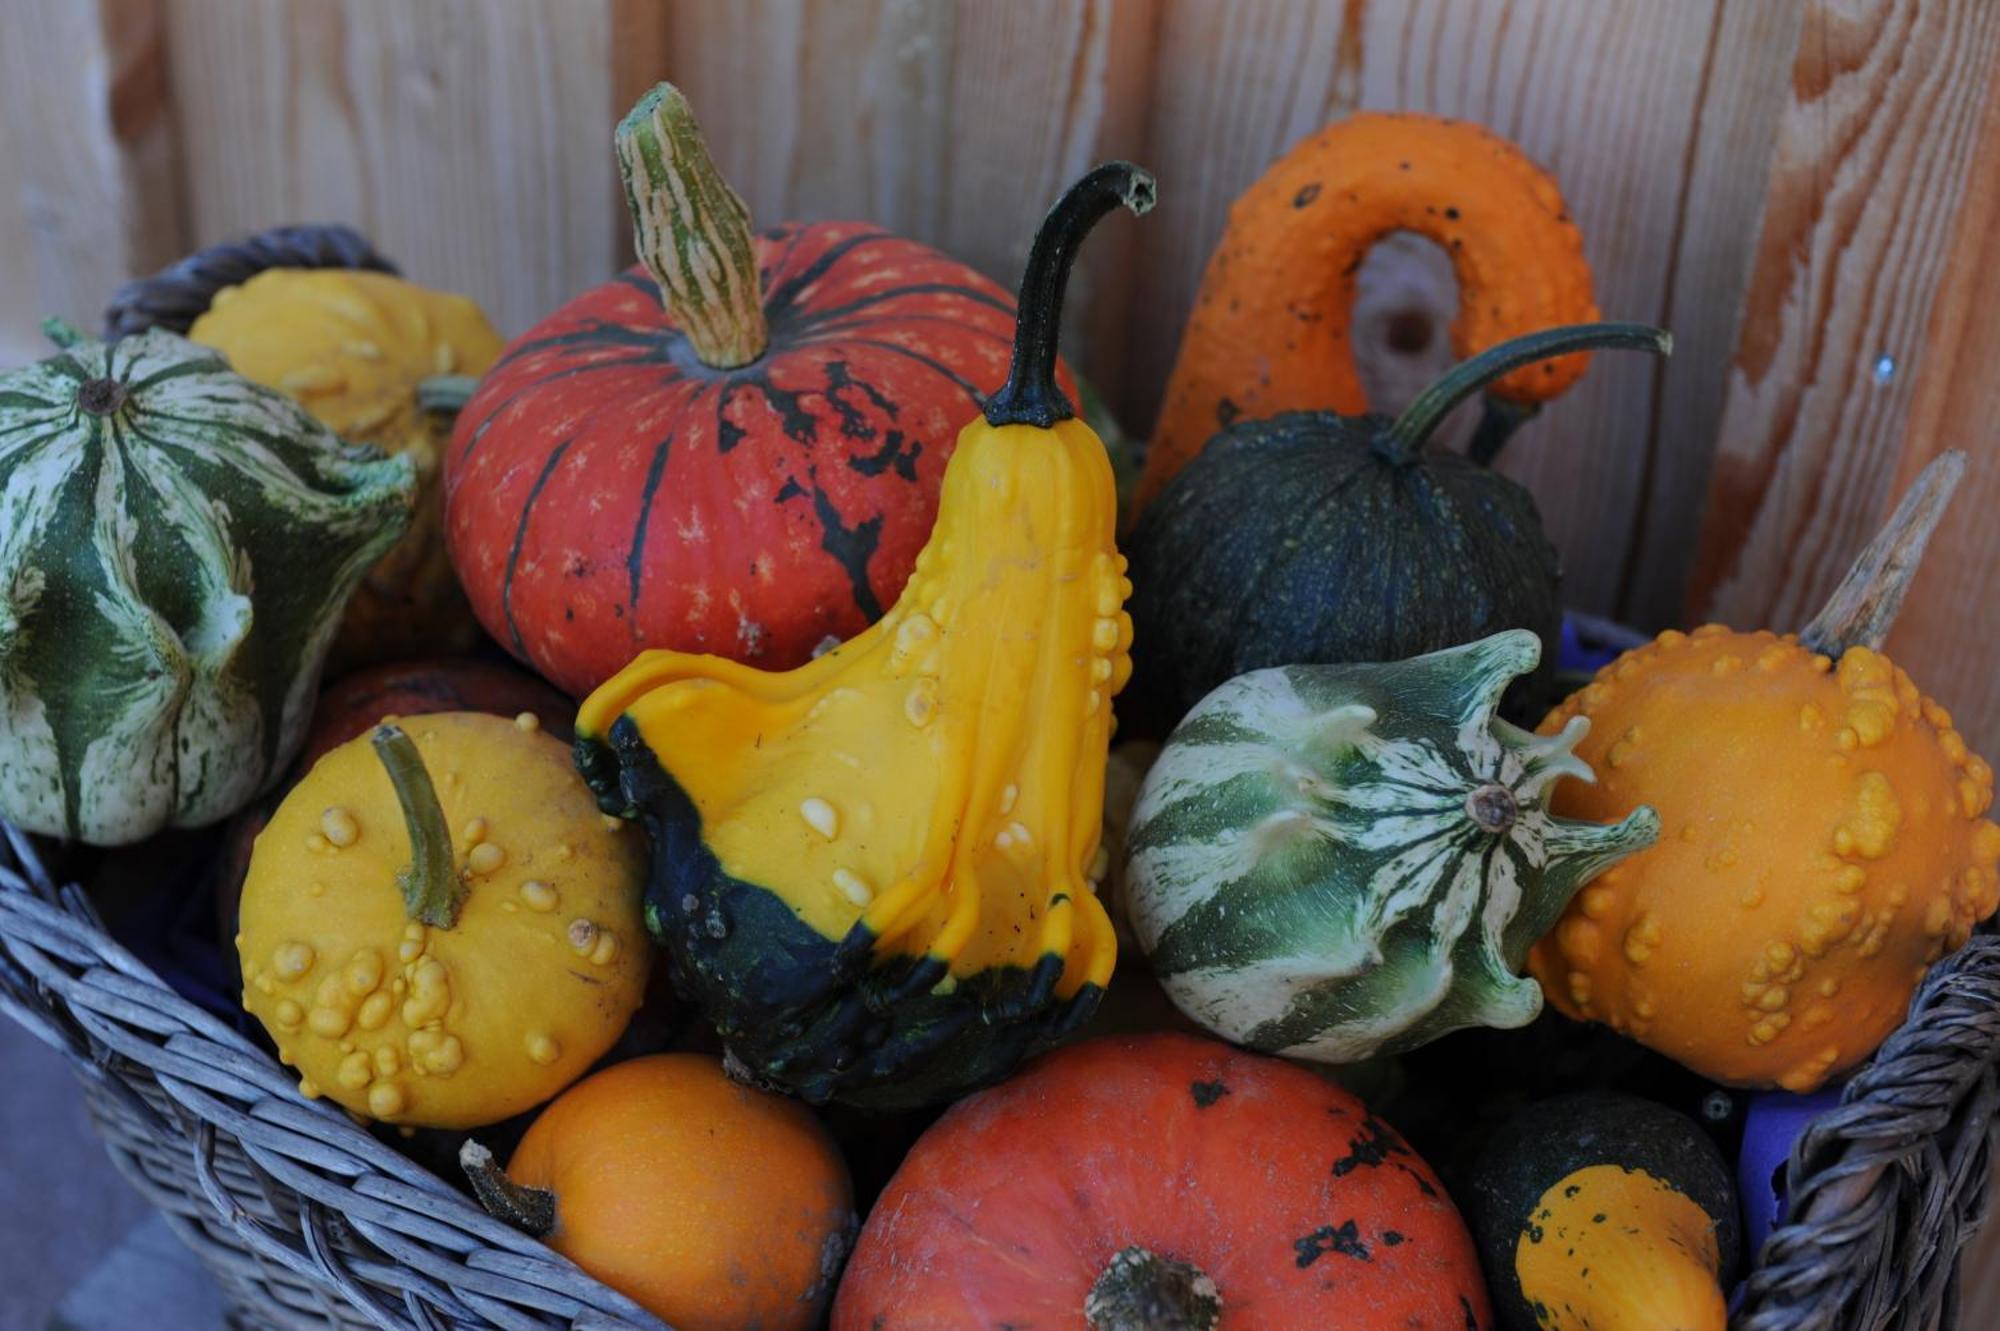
[1463,1092,1740,1331]
[1123,324,1669,733]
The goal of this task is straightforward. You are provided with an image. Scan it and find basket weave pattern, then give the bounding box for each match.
[0,828,662,1331]
[6,817,1997,1329]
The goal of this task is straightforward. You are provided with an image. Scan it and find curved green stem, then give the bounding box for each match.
[1466,397,1541,467]
[459,1141,556,1238]
[984,162,1157,429]
[417,374,479,415]
[616,82,767,369]
[1376,322,1671,465]
[372,723,464,929]
[1799,450,1965,657]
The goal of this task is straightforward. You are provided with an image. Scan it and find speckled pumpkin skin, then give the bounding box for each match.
[1529,627,2000,1091]
[446,226,1074,698]
[1135,112,1597,514]
[832,1033,1490,1330]
[238,713,648,1129]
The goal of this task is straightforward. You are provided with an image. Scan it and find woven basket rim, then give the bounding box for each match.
[4,814,1996,1329]
[0,826,666,1331]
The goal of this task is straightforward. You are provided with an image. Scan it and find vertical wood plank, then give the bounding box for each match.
[0,0,183,356]
[1125,0,1799,619]
[1616,0,1806,626]
[1877,64,2000,756]
[163,0,618,336]
[645,0,1157,396]
[1685,1,2000,652]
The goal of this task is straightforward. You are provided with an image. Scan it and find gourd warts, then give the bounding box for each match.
[1531,601,2000,1090]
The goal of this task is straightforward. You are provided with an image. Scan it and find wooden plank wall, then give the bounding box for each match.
[0,0,1993,742]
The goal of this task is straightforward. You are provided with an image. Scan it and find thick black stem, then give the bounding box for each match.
[983,163,1157,429]
[1799,451,1965,657]
[459,1141,556,1238]
[1376,322,1671,466]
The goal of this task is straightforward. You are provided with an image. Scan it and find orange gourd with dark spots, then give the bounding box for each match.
[1135,112,1597,515]
[832,1033,1488,1331]
[463,1054,855,1331]
[1529,456,2000,1091]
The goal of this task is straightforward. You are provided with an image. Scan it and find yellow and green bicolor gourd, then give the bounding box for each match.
[1123,631,1659,1063]
[0,321,415,845]
[576,163,1155,1108]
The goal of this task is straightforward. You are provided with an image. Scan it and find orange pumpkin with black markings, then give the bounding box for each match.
[833,1033,1488,1330]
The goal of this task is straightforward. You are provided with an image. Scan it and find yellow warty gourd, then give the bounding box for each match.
[190,268,503,666]
[239,713,648,1129]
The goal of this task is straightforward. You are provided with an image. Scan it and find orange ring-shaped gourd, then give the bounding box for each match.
[1135,112,1597,514]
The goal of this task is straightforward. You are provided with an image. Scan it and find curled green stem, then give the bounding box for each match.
[1377,322,1671,466]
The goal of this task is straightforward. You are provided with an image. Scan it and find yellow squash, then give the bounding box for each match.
[190,268,503,667]
[576,163,1157,1107]
[239,713,648,1129]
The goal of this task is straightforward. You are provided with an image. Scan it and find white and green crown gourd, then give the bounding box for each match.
[0,321,416,844]
[1123,631,1659,1062]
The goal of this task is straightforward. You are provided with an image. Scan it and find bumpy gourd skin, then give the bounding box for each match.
[191,268,503,667]
[239,713,649,1129]
[577,416,1128,1108]
[1136,112,1597,513]
[1530,626,2000,1091]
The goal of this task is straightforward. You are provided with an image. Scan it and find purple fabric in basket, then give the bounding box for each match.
[1739,1087,1845,1257]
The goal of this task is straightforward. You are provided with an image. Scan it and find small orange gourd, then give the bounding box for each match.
[1530,455,2000,1091]
[461,1054,855,1331]
[1135,112,1597,514]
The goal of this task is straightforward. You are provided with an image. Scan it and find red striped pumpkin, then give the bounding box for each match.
[444,85,1071,697]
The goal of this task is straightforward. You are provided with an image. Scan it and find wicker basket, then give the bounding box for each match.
[6,827,1999,1331]
[6,229,1996,1330]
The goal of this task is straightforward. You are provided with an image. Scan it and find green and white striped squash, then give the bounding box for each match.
[0,321,416,845]
[1123,630,1659,1064]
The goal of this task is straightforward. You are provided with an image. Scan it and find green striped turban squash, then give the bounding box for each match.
[0,321,415,844]
[1123,630,1659,1063]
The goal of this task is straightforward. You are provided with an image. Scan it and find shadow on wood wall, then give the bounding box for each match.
[1,0,1996,752]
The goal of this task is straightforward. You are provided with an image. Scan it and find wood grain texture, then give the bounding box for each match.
[637,0,1157,396]
[1687,1,2000,643]
[1880,58,2000,763]
[0,0,183,357]
[162,0,616,337]
[1125,0,1801,618]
